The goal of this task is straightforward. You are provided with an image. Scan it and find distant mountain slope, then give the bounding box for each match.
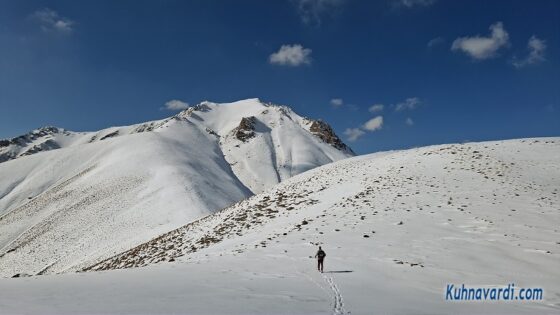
[0,120,172,164]
[0,98,353,277]
[82,138,560,313]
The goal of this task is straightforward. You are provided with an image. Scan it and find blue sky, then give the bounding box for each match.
[0,0,558,154]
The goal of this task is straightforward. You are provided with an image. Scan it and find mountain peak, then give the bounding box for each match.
[1,99,354,166]
[0,98,354,276]
[308,119,354,154]
[173,99,352,156]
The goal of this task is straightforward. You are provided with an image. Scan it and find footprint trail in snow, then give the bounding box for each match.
[324,275,348,315]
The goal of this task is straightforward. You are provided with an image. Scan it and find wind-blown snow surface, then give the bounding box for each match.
[1,138,558,314]
[0,99,352,277]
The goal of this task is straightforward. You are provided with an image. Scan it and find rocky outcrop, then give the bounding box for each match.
[132,119,170,134]
[19,140,60,157]
[309,120,354,154]
[175,103,212,120]
[99,131,119,141]
[2,126,62,147]
[234,116,257,142]
[0,140,11,148]
[0,126,66,163]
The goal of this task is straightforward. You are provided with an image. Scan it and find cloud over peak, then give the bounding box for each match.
[269,44,312,66]
[451,22,509,60]
[31,8,74,34]
[163,100,190,111]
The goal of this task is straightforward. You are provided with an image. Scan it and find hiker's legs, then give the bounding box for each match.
[318,259,324,272]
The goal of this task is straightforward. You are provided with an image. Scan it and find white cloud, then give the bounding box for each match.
[31,8,74,34]
[163,99,190,111]
[368,104,384,113]
[395,97,421,111]
[294,0,346,25]
[269,44,312,66]
[330,98,344,107]
[362,116,384,131]
[405,117,414,126]
[427,37,444,48]
[344,115,384,142]
[512,35,546,68]
[451,22,510,60]
[343,128,365,142]
[393,0,437,8]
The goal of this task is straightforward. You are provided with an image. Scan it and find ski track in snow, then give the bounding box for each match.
[324,274,348,315]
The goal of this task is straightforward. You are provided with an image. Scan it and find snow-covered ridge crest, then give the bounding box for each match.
[0,126,68,162]
[0,98,352,163]
[175,98,353,154]
[0,119,173,163]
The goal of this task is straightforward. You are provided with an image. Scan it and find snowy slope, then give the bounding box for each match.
[0,98,353,277]
[67,137,560,314]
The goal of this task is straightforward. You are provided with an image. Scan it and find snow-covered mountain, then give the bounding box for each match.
[64,137,558,314]
[0,98,353,277]
[0,137,557,314]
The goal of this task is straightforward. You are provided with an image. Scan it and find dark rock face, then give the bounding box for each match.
[19,140,60,157]
[133,123,157,134]
[0,152,15,163]
[3,126,61,147]
[205,128,219,137]
[175,103,212,120]
[0,126,65,163]
[133,119,170,134]
[234,116,257,142]
[99,130,119,141]
[309,120,353,154]
[0,140,10,148]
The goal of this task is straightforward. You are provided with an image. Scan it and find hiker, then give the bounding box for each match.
[315,246,326,273]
